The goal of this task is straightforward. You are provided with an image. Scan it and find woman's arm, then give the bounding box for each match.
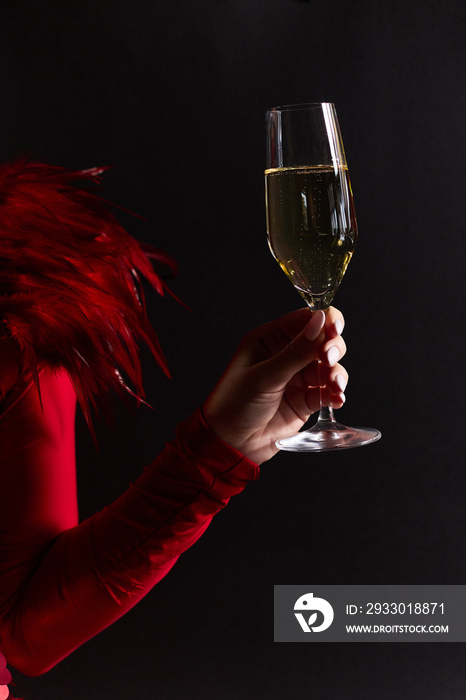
[0,366,257,676]
[0,307,346,676]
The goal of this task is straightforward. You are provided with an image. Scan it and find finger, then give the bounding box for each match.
[249,307,312,344]
[260,310,326,389]
[242,306,344,364]
[322,365,348,407]
[302,361,348,390]
[328,366,349,395]
[284,361,348,419]
[294,336,346,374]
[324,306,345,339]
[306,385,346,411]
[264,306,314,336]
[239,307,314,364]
[305,386,321,414]
[283,382,320,422]
[320,335,347,367]
[301,358,320,387]
[321,384,346,408]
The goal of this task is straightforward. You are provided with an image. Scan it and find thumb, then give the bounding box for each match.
[261,310,326,389]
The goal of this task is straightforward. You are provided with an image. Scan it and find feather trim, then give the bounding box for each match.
[0,159,175,439]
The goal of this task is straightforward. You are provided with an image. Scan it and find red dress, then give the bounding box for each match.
[0,339,259,677]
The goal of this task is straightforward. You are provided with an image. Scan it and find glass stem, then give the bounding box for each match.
[318,403,336,422]
[317,358,336,424]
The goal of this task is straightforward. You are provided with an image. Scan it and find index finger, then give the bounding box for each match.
[241,306,344,364]
[324,306,345,340]
[243,307,313,362]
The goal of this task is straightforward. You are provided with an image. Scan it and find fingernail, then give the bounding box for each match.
[335,373,347,392]
[326,346,340,366]
[305,310,325,341]
[331,392,346,407]
[334,319,344,336]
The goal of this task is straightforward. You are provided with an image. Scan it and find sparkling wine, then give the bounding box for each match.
[265,165,357,310]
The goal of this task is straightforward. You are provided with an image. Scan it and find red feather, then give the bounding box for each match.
[0,159,176,439]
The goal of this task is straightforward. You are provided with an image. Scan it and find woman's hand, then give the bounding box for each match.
[202,307,347,465]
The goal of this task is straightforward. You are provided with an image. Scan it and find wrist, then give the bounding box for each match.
[201,402,273,466]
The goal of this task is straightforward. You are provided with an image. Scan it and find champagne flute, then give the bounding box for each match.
[265,102,381,451]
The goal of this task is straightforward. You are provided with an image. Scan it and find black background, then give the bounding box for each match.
[3,0,466,698]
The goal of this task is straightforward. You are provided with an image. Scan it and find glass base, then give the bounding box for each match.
[276,417,381,453]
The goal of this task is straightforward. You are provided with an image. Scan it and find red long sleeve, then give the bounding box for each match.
[0,342,259,676]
